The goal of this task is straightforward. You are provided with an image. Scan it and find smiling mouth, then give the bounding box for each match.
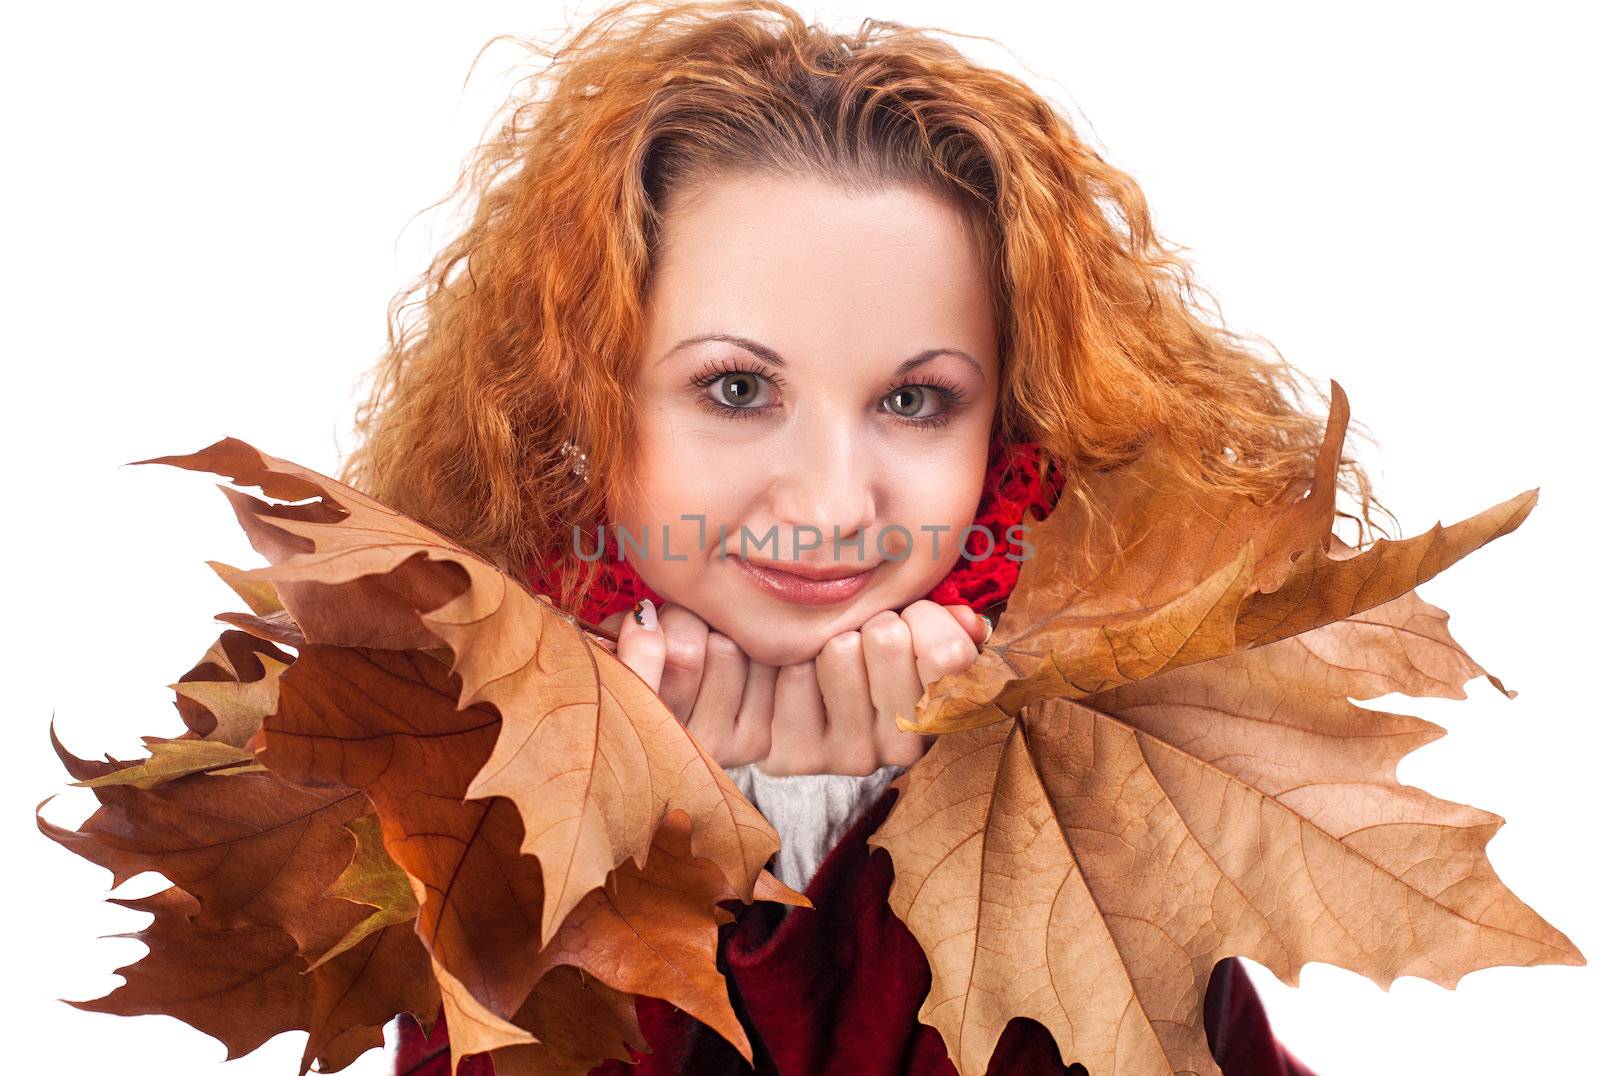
[732,556,880,605]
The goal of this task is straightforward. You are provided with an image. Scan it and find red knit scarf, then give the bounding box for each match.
[525,437,1068,624]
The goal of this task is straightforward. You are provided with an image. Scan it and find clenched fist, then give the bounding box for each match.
[597,598,990,776]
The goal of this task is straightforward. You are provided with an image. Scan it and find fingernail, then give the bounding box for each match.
[632,599,658,630]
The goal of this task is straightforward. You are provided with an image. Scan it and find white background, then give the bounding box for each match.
[4,2,1595,1073]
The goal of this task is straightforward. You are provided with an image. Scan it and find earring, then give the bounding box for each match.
[559,438,590,482]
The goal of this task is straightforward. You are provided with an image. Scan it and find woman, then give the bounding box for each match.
[352,1,1380,1070]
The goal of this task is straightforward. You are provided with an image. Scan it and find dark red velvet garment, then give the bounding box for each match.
[393,781,1316,1076]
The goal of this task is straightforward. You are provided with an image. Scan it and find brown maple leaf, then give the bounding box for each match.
[39,690,445,1071]
[869,382,1584,1075]
[260,640,804,1062]
[422,812,791,1074]
[44,435,813,1073]
[61,881,437,1075]
[38,728,373,964]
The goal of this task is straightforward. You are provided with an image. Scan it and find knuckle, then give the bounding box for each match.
[777,660,816,683]
[690,723,725,757]
[663,633,707,673]
[833,747,880,777]
[729,679,775,759]
[774,744,826,775]
[862,612,909,651]
[821,630,862,659]
[878,740,923,767]
[925,637,975,673]
[706,632,743,660]
[737,722,772,762]
[621,628,666,662]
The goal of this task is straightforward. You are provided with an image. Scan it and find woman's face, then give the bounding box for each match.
[609,170,1000,666]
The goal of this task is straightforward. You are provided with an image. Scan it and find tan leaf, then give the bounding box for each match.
[214,607,310,649]
[69,736,264,790]
[430,954,539,1069]
[871,436,1583,1076]
[207,558,287,616]
[519,811,771,1061]
[305,812,421,971]
[906,381,1532,736]
[171,628,295,745]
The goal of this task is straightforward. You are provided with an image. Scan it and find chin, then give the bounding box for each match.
[718,625,828,667]
[715,587,924,667]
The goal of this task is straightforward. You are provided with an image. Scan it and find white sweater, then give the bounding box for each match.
[723,762,906,894]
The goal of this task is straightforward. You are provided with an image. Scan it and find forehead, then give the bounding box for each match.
[644,171,995,361]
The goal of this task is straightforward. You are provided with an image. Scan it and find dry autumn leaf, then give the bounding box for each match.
[67,735,266,789]
[259,640,804,1063]
[868,381,1584,1074]
[902,383,1524,737]
[134,437,780,943]
[70,882,437,1075]
[39,733,439,1075]
[171,628,296,746]
[41,378,1577,1075]
[42,435,808,1073]
[38,725,374,963]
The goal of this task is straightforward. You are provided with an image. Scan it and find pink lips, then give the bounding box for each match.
[732,556,879,606]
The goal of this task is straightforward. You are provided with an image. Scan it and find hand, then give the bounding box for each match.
[598,599,990,776]
[597,599,776,766]
[760,600,990,775]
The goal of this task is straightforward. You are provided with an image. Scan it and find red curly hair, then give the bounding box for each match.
[337,0,1394,619]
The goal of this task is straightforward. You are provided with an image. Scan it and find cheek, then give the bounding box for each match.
[877,458,988,597]
[608,431,758,597]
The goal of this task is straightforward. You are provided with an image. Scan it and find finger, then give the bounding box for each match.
[861,609,925,762]
[942,603,992,646]
[902,600,980,689]
[726,659,777,766]
[815,631,877,775]
[685,631,747,757]
[656,603,710,721]
[762,660,827,776]
[613,598,666,694]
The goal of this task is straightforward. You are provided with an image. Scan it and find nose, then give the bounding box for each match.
[765,424,877,561]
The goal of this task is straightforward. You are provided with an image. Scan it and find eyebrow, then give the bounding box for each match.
[658,332,986,382]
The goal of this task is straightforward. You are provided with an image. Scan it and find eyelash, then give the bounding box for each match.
[688,358,969,430]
